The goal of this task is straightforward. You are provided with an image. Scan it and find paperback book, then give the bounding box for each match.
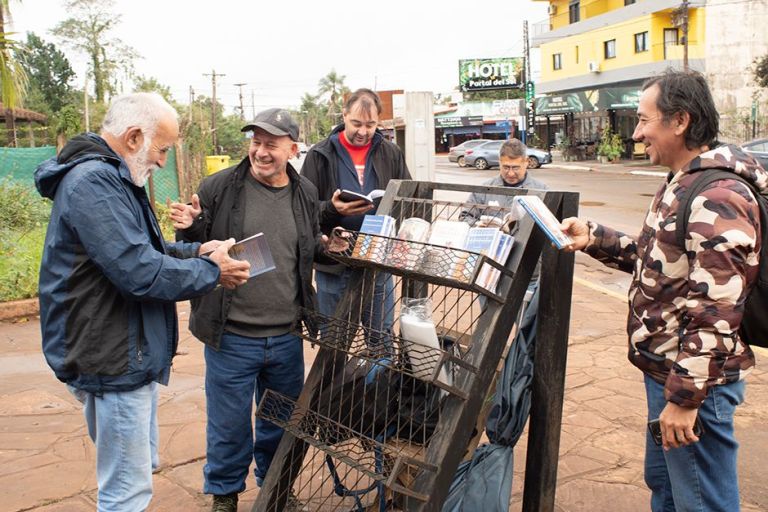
[351,215,396,263]
[514,196,574,249]
[228,233,276,279]
[385,217,431,270]
[338,189,385,205]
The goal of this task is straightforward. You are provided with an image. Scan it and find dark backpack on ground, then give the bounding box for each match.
[675,168,768,348]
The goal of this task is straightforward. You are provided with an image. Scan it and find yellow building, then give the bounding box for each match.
[531,0,704,155]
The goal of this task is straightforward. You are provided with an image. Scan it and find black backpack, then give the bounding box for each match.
[675,168,768,348]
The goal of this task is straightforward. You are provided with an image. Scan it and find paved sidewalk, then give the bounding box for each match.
[1,276,766,512]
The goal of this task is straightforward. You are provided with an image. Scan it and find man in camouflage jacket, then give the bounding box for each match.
[561,70,766,511]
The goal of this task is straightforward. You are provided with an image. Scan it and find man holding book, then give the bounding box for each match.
[559,70,764,511]
[34,92,251,512]
[170,108,325,512]
[302,88,411,347]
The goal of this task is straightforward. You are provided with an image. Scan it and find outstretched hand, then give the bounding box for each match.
[559,217,590,252]
[169,194,202,230]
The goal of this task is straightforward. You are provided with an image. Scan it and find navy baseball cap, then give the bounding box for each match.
[241,108,300,141]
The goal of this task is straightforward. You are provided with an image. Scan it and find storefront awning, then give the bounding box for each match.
[535,85,641,115]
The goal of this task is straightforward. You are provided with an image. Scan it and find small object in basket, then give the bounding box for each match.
[422,220,470,277]
[386,217,431,270]
[455,227,503,284]
[514,195,574,249]
[338,188,385,205]
[351,214,396,262]
[326,227,353,253]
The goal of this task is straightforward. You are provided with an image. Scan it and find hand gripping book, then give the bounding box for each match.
[228,233,276,278]
[514,195,574,249]
[338,189,385,205]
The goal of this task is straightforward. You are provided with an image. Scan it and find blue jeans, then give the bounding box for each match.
[69,382,159,512]
[644,375,745,512]
[316,269,395,353]
[203,332,304,495]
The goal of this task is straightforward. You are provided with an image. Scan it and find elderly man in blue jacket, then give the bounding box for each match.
[35,92,251,512]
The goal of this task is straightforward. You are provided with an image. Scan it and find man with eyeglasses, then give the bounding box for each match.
[560,69,765,511]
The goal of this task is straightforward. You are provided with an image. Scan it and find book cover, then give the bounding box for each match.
[514,196,574,249]
[385,217,431,270]
[228,233,276,278]
[421,220,470,277]
[351,215,396,262]
[453,227,502,282]
[478,233,514,292]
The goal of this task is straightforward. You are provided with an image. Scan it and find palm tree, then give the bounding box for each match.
[0,0,28,145]
[317,69,348,125]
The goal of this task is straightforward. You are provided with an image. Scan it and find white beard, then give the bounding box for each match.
[125,139,156,188]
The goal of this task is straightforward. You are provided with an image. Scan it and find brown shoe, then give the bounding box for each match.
[211,493,238,512]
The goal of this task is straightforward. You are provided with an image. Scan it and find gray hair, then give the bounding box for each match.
[101,92,178,139]
[499,138,527,159]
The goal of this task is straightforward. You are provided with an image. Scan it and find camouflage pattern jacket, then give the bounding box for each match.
[584,144,766,408]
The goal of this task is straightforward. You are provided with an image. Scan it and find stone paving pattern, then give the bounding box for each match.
[1,278,766,511]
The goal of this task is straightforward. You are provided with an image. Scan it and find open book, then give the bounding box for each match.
[228,233,276,278]
[338,189,385,205]
[514,196,574,250]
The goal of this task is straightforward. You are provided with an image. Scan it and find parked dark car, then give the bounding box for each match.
[448,139,492,167]
[741,138,768,170]
[463,140,552,170]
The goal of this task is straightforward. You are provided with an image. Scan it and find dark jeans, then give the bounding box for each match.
[203,332,304,495]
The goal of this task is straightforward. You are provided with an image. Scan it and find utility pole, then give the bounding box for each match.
[203,69,226,154]
[251,90,256,120]
[682,0,689,72]
[233,82,247,120]
[523,20,535,144]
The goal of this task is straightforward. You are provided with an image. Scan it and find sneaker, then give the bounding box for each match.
[211,493,238,512]
[285,490,307,512]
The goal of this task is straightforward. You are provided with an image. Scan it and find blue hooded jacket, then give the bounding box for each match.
[35,133,220,393]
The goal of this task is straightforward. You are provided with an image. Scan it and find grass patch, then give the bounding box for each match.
[0,226,47,301]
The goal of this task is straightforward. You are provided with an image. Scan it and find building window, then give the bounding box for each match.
[569,0,580,23]
[664,28,679,59]
[575,45,580,64]
[553,53,562,70]
[625,0,636,5]
[634,31,649,52]
[604,39,617,59]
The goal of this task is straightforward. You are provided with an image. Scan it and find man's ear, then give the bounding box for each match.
[674,111,691,136]
[124,126,144,152]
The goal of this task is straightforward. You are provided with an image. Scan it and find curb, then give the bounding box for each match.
[0,298,39,322]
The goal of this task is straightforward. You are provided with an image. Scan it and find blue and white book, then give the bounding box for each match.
[228,233,276,279]
[352,214,396,262]
[514,196,573,249]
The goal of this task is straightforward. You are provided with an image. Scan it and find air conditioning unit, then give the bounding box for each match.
[588,61,601,73]
[548,4,557,15]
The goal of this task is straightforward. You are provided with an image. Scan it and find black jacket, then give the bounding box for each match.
[177,158,323,348]
[301,126,411,272]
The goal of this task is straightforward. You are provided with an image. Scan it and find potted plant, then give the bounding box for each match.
[597,127,624,163]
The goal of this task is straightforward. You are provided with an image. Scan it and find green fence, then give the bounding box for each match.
[0,146,57,187]
[0,146,181,201]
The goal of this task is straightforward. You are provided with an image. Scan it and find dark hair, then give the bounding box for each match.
[642,69,719,149]
[499,138,527,159]
[343,88,382,116]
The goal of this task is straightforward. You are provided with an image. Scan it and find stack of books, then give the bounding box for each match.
[351,215,397,263]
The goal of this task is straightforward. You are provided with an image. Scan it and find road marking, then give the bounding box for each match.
[630,170,667,177]
[573,277,768,357]
[574,276,627,302]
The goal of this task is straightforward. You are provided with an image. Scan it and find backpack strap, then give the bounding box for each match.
[675,169,757,249]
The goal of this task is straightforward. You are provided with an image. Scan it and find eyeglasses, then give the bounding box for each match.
[500,165,524,172]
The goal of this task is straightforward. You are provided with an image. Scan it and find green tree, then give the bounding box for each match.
[19,32,75,113]
[53,0,138,103]
[133,75,173,103]
[754,54,768,89]
[317,68,348,125]
[0,0,27,110]
[297,91,331,144]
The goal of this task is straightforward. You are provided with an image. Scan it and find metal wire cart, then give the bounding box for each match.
[253,181,578,511]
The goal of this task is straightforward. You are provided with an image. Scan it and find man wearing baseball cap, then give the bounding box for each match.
[170,108,324,511]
